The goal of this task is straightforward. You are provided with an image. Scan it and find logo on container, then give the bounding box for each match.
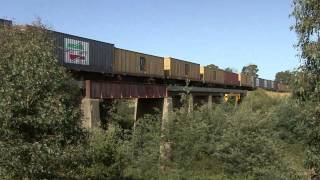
[64,38,89,65]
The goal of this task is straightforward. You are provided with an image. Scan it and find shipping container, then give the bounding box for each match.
[258,78,264,87]
[264,79,268,88]
[224,71,240,86]
[113,48,164,78]
[0,19,12,27]
[164,57,200,81]
[267,80,272,89]
[238,74,252,87]
[53,31,114,73]
[200,66,224,84]
[251,76,257,87]
[255,78,260,87]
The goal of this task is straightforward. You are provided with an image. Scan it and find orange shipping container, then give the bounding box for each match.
[113,48,164,77]
[200,66,224,84]
[164,57,200,81]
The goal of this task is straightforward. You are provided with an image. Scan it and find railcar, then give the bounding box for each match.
[238,74,253,87]
[200,66,224,84]
[113,48,164,78]
[224,71,240,86]
[164,57,200,81]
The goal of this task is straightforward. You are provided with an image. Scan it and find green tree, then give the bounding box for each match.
[292,0,320,178]
[292,0,320,100]
[275,70,293,84]
[0,21,86,178]
[225,67,237,73]
[242,64,259,77]
[205,64,219,69]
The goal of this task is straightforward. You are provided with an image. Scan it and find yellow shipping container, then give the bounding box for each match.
[238,74,253,87]
[113,48,164,77]
[164,57,200,81]
[200,66,224,84]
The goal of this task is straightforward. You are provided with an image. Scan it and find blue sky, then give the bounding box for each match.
[1,0,299,79]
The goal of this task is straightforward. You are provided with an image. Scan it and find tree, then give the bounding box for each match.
[205,64,219,69]
[292,0,320,100]
[0,21,86,178]
[275,70,293,84]
[242,64,259,77]
[225,67,237,73]
[292,0,320,178]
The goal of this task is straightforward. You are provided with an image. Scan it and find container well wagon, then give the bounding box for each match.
[200,66,224,84]
[113,48,164,78]
[164,57,200,81]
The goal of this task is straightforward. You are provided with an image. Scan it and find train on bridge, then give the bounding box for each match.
[1,19,290,93]
[52,30,289,92]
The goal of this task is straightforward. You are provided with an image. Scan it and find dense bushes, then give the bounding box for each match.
[160,90,306,179]
[78,90,307,179]
[0,22,87,179]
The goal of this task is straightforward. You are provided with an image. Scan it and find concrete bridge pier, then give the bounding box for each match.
[81,98,101,129]
[160,97,173,171]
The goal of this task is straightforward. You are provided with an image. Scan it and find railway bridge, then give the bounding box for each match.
[80,76,247,129]
[1,18,287,130]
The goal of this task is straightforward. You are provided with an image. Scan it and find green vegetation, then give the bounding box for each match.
[292,0,320,178]
[1,0,320,178]
[242,64,259,78]
[275,70,294,84]
[75,90,308,179]
[0,21,87,178]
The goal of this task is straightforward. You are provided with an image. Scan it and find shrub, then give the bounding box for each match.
[0,21,86,178]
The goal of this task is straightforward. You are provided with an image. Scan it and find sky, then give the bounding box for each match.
[1,0,300,79]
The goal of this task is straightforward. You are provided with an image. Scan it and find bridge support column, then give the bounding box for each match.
[208,95,213,109]
[81,98,101,129]
[160,97,173,172]
[133,98,138,131]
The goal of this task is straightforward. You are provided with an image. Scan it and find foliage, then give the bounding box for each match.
[158,90,306,179]
[225,67,237,73]
[241,64,259,78]
[292,0,320,177]
[292,0,320,101]
[126,114,162,179]
[0,22,87,178]
[77,128,131,179]
[275,70,294,84]
[205,64,219,69]
[100,99,135,130]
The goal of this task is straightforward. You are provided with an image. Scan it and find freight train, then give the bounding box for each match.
[53,31,290,92]
[0,19,290,92]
